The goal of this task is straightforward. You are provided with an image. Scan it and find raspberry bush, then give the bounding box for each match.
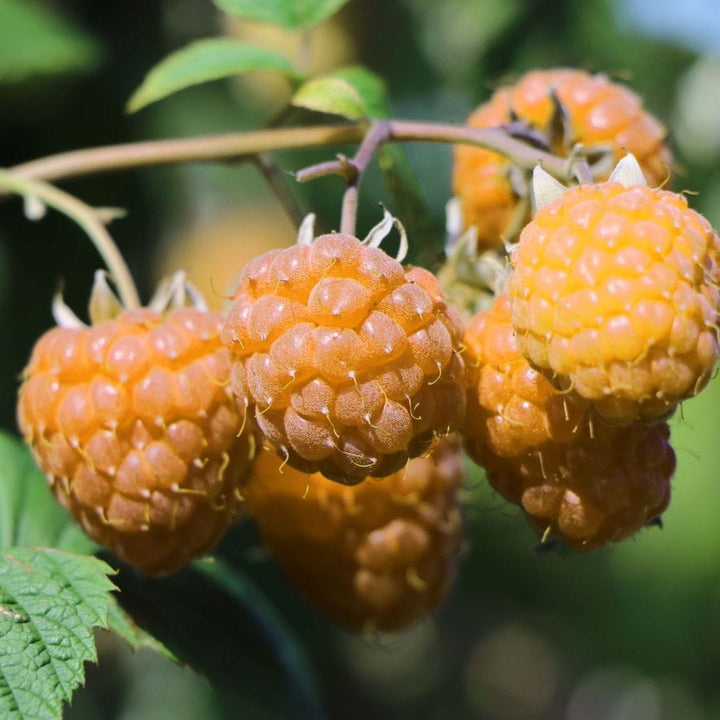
[1,2,719,719]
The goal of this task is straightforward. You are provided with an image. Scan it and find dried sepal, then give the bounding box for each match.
[531,166,567,211]
[608,153,649,188]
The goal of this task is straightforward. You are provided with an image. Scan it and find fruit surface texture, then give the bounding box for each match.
[244,438,464,631]
[452,68,671,248]
[461,294,675,549]
[462,294,585,461]
[222,233,467,483]
[17,308,256,575]
[508,182,720,424]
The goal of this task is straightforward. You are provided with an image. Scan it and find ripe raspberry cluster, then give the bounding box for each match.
[16,228,469,630]
[456,148,719,549]
[461,294,675,549]
[14,67,720,631]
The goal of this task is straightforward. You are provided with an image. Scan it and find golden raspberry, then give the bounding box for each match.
[461,294,585,463]
[460,294,675,550]
[243,438,464,632]
[221,234,467,483]
[17,308,256,575]
[486,420,675,551]
[508,181,720,424]
[452,68,671,249]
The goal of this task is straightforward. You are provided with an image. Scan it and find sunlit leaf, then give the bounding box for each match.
[214,0,349,30]
[329,66,390,118]
[0,548,115,720]
[292,76,367,120]
[127,39,303,113]
[0,0,101,83]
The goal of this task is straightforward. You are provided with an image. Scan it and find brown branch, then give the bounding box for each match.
[5,125,366,190]
[339,121,392,235]
[6,120,572,198]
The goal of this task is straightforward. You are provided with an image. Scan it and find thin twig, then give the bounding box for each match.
[6,125,366,190]
[7,120,572,195]
[0,169,140,309]
[298,121,569,183]
[572,158,594,185]
[338,121,392,235]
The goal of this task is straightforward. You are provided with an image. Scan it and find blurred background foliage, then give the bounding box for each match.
[1,0,720,718]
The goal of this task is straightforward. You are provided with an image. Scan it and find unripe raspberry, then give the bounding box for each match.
[461,294,675,550]
[452,68,671,249]
[243,438,464,632]
[18,305,257,575]
[222,233,467,483]
[508,179,720,424]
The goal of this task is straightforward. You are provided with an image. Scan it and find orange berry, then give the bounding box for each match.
[461,294,584,461]
[508,181,720,424]
[486,420,674,551]
[452,68,671,249]
[17,308,257,575]
[461,294,675,550]
[221,234,467,483]
[243,438,464,632]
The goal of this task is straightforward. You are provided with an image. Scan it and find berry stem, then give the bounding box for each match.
[6,120,571,192]
[571,158,594,185]
[0,169,141,309]
[339,121,392,235]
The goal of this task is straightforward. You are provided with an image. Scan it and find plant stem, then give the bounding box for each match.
[339,121,392,235]
[7,120,572,192]
[572,158,594,185]
[0,169,141,309]
[6,125,366,190]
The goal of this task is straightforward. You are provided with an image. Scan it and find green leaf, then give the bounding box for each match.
[127,39,303,113]
[328,66,390,119]
[213,0,349,30]
[112,559,325,720]
[0,432,93,554]
[377,143,441,267]
[0,0,101,83]
[0,547,115,720]
[291,76,368,120]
